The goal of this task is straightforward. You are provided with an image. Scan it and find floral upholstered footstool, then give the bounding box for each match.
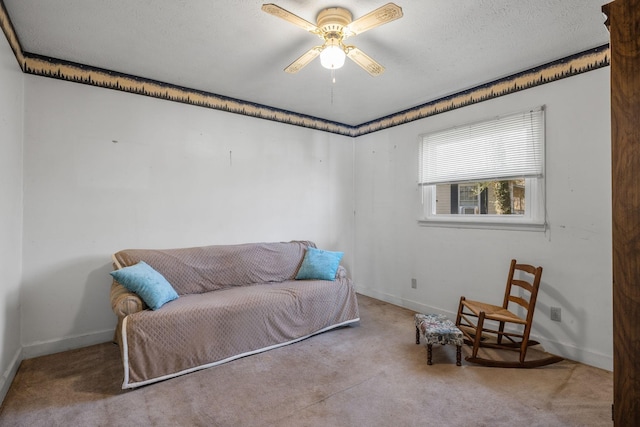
[414,313,464,366]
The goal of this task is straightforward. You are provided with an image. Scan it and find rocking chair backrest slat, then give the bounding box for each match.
[508,295,530,311]
[512,279,534,293]
[514,262,538,275]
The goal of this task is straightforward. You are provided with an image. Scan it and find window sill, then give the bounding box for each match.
[418,218,547,232]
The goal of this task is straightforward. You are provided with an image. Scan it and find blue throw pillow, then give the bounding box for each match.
[295,247,344,281]
[110,261,178,310]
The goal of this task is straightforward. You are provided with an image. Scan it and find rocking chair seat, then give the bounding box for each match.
[460,299,528,325]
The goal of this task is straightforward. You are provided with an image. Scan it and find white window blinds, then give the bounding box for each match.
[419,107,545,185]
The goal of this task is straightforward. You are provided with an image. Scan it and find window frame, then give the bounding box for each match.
[417,107,546,231]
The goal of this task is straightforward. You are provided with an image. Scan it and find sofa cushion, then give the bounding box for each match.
[110,261,179,310]
[122,277,359,387]
[295,247,344,281]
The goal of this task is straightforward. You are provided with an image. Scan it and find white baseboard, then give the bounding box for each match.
[0,347,23,406]
[535,337,613,371]
[22,329,115,359]
[355,286,613,372]
[356,287,453,316]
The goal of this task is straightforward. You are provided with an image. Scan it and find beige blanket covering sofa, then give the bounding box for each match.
[110,240,359,389]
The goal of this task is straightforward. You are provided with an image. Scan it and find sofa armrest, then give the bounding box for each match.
[110,280,146,318]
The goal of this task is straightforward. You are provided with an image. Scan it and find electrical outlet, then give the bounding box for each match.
[550,307,562,322]
[411,278,417,289]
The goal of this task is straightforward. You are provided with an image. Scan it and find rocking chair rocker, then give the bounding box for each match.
[455,259,563,368]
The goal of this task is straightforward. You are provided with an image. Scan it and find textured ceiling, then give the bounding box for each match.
[3,0,610,126]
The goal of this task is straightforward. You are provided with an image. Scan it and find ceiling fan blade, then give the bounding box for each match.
[262,4,319,34]
[346,47,385,76]
[345,3,403,36]
[284,46,323,74]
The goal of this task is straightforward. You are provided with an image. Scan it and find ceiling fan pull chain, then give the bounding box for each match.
[331,74,334,105]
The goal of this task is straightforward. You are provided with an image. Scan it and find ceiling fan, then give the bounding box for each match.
[261,3,403,77]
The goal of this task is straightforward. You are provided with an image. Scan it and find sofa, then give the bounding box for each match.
[109,240,360,389]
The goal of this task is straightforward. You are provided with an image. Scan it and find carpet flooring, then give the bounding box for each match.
[0,295,613,426]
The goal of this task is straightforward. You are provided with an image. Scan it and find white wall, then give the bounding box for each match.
[0,37,24,400]
[21,76,355,355]
[354,67,613,370]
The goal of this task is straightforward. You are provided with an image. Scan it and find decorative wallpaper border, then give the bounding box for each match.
[353,44,610,136]
[0,0,24,68]
[22,53,356,136]
[0,1,609,137]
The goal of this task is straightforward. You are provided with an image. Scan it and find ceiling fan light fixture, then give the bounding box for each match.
[320,45,346,70]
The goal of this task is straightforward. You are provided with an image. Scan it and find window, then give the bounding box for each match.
[418,107,545,230]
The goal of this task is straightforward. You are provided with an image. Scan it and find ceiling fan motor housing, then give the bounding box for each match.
[317,7,352,34]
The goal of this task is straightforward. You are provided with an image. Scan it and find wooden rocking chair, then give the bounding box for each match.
[455,259,563,368]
